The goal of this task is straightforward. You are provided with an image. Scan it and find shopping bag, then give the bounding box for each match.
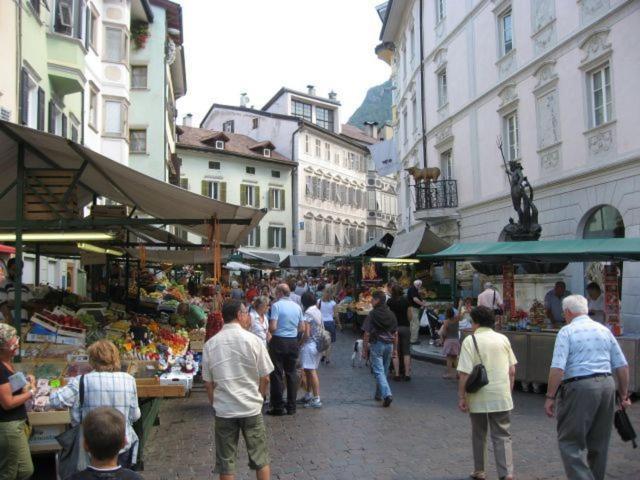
[419,310,429,327]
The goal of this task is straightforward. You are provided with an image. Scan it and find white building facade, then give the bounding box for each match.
[176,125,294,260]
[200,87,389,256]
[378,0,640,332]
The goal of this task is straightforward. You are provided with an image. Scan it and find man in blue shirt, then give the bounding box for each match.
[545,295,630,480]
[267,283,303,416]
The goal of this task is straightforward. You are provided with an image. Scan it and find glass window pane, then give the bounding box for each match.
[105,101,122,133]
[105,28,123,62]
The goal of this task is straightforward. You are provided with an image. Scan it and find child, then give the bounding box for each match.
[70,407,143,479]
[439,307,460,379]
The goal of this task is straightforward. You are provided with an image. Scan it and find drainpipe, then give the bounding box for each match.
[419,0,428,169]
[290,122,303,255]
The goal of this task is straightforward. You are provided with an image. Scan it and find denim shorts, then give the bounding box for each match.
[324,321,337,342]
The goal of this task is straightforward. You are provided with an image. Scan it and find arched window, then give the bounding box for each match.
[583,205,625,239]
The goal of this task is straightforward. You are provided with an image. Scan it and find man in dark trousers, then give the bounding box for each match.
[363,291,398,407]
[545,294,630,480]
[267,283,304,416]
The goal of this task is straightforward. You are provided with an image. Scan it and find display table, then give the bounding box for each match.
[462,330,640,392]
[28,410,71,454]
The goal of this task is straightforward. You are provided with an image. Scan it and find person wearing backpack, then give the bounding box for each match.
[297,292,326,408]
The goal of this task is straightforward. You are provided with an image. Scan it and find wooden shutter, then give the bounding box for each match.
[268,227,274,248]
[37,88,45,130]
[280,190,285,211]
[85,7,90,49]
[254,186,260,208]
[240,185,247,206]
[220,182,227,202]
[75,0,83,39]
[268,188,274,209]
[48,100,55,133]
[255,227,261,247]
[20,68,29,125]
[281,228,286,249]
[61,114,67,138]
[201,180,208,196]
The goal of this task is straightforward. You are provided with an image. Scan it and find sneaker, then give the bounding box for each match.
[304,398,322,408]
[383,395,393,407]
[296,396,312,405]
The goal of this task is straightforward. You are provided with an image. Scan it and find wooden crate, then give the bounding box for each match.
[24,169,79,221]
[91,205,128,218]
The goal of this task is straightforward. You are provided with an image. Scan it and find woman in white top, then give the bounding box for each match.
[249,296,271,346]
[298,291,323,408]
[318,287,339,364]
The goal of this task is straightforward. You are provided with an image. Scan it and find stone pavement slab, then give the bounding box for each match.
[143,331,639,480]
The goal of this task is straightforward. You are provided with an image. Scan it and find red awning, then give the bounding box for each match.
[0,244,15,254]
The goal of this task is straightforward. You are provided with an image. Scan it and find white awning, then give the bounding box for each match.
[0,121,265,247]
[387,223,449,259]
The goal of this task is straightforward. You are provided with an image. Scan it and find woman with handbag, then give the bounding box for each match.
[457,306,517,480]
[297,292,324,408]
[0,323,35,480]
[51,340,141,474]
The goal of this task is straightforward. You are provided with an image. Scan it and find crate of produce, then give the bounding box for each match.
[30,311,86,340]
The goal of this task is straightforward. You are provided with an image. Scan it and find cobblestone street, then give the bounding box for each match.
[143,331,639,480]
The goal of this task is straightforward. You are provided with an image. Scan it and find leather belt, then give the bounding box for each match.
[562,372,611,385]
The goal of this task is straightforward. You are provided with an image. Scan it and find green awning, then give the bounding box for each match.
[419,238,640,263]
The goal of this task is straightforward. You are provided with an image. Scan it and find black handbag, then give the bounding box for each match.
[56,375,90,479]
[465,335,489,393]
[614,393,637,448]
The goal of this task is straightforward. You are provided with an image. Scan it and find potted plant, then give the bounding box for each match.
[131,21,149,50]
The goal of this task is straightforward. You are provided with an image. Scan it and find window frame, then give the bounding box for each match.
[130,65,148,89]
[103,24,129,64]
[252,117,259,129]
[437,68,448,108]
[270,188,284,211]
[25,73,39,129]
[88,4,99,52]
[272,227,285,249]
[205,180,225,201]
[246,166,256,174]
[102,96,128,138]
[436,0,446,23]
[222,120,234,133]
[271,170,280,178]
[215,140,225,150]
[291,99,312,122]
[315,139,321,157]
[246,227,260,248]
[209,161,220,170]
[129,128,147,153]
[179,177,189,190]
[503,111,520,161]
[498,7,513,57]
[263,149,271,158]
[402,108,408,143]
[88,82,99,131]
[316,107,334,131]
[588,63,613,128]
[440,149,453,180]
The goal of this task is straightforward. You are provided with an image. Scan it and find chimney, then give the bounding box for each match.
[307,84,316,96]
[240,92,250,108]
[182,113,193,127]
[328,90,338,101]
[364,121,379,139]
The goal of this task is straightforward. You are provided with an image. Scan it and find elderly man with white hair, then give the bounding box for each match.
[477,282,504,313]
[545,294,630,480]
[407,279,426,344]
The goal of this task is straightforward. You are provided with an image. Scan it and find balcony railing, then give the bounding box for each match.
[415,179,458,210]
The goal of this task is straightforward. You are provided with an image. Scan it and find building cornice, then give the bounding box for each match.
[176,143,296,168]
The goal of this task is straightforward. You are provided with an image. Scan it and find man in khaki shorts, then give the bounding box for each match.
[202,299,274,480]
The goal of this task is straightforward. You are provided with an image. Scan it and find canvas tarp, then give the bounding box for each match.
[0,121,264,247]
[387,223,449,259]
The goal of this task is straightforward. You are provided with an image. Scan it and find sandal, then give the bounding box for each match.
[470,472,486,480]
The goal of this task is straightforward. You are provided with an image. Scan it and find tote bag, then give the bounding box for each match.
[56,375,90,479]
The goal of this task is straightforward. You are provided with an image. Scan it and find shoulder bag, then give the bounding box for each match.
[314,308,332,353]
[465,335,489,393]
[56,375,90,479]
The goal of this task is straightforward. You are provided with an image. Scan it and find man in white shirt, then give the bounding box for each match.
[202,299,274,480]
[477,282,503,312]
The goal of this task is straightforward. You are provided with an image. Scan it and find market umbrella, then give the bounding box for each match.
[224,261,253,272]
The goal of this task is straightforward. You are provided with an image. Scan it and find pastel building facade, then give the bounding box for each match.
[377,0,640,332]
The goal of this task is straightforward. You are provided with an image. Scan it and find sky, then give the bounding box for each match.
[175,0,390,126]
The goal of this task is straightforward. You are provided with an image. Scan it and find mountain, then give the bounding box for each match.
[348,79,392,129]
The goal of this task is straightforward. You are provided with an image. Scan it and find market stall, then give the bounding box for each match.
[420,237,640,393]
[0,119,265,470]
